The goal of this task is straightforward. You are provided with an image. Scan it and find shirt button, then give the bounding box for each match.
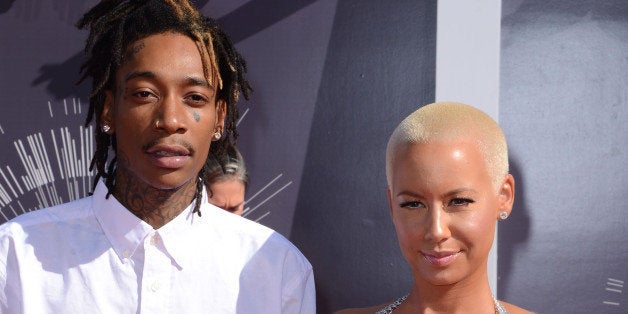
[150,282,161,292]
[122,250,131,258]
[150,235,159,246]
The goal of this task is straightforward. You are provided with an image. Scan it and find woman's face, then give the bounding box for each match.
[388,140,513,286]
[208,178,246,215]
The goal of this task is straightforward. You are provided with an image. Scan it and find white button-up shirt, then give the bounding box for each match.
[0,182,315,313]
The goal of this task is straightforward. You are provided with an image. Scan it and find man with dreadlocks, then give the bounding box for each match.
[0,1,315,313]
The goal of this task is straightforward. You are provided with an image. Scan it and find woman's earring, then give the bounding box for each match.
[102,124,111,133]
[213,132,222,140]
[499,211,509,220]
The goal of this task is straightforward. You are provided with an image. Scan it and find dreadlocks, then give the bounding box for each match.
[77,0,251,216]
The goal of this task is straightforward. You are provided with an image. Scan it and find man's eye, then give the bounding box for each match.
[134,91,153,98]
[189,95,205,101]
[186,94,209,104]
[399,201,423,209]
[449,198,474,206]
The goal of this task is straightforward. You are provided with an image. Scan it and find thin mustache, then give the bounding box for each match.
[142,138,195,155]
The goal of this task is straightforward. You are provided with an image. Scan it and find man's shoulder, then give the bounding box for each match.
[0,196,94,238]
[201,204,311,267]
[200,203,274,237]
[205,206,290,244]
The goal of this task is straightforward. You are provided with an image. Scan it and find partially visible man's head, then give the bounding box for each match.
[205,144,248,215]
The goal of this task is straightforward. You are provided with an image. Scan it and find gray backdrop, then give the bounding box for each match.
[0,1,626,313]
[498,1,627,313]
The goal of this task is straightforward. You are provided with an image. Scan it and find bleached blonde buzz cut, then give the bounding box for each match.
[385,101,509,190]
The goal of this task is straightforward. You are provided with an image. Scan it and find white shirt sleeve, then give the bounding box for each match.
[282,265,316,314]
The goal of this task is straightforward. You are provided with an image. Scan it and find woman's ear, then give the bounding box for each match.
[497,173,515,219]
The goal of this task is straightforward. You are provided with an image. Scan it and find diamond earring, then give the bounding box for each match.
[213,132,221,140]
[102,124,111,133]
[499,211,509,220]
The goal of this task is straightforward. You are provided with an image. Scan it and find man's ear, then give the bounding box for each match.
[215,99,227,133]
[497,173,515,219]
[101,90,115,133]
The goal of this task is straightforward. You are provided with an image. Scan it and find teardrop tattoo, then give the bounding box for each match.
[192,111,200,122]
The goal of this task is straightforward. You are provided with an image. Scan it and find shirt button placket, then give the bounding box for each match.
[140,232,170,313]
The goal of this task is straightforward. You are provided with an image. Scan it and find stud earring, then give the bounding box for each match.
[102,124,111,133]
[499,211,509,220]
[213,132,221,140]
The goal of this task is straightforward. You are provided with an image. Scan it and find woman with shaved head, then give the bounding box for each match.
[339,102,531,313]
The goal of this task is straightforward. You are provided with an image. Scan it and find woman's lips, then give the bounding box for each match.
[422,251,461,267]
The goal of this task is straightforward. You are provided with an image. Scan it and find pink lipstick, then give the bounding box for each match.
[422,251,460,267]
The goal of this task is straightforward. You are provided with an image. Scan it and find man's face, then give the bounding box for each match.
[102,32,225,190]
[208,178,246,216]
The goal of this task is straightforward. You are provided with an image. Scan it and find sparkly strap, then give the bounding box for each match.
[494,299,509,314]
[374,294,508,314]
[375,294,408,314]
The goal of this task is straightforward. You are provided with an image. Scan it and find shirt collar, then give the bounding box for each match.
[155,189,209,270]
[93,181,207,268]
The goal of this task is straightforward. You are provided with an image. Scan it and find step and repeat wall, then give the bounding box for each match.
[0,1,625,313]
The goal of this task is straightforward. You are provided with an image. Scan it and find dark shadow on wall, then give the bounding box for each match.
[497,156,531,302]
[288,1,437,312]
[0,1,208,19]
[190,0,210,9]
[213,0,318,43]
[30,0,318,101]
[0,0,17,14]
[31,52,90,101]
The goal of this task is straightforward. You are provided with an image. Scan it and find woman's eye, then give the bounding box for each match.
[449,198,474,206]
[399,201,423,209]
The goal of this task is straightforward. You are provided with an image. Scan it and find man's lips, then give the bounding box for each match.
[145,143,193,169]
[145,144,191,156]
[421,250,461,267]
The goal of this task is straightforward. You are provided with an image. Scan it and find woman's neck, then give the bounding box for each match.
[399,269,496,313]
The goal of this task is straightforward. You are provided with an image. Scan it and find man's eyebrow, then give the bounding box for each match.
[122,72,213,89]
[185,76,211,88]
[124,71,155,82]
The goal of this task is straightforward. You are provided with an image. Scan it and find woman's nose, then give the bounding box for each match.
[423,207,450,243]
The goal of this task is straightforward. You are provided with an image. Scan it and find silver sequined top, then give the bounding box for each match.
[375,294,509,314]
[375,295,407,314]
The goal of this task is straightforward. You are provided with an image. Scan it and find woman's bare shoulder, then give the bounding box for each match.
[334,304,385,314]
[501,300,535,314]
